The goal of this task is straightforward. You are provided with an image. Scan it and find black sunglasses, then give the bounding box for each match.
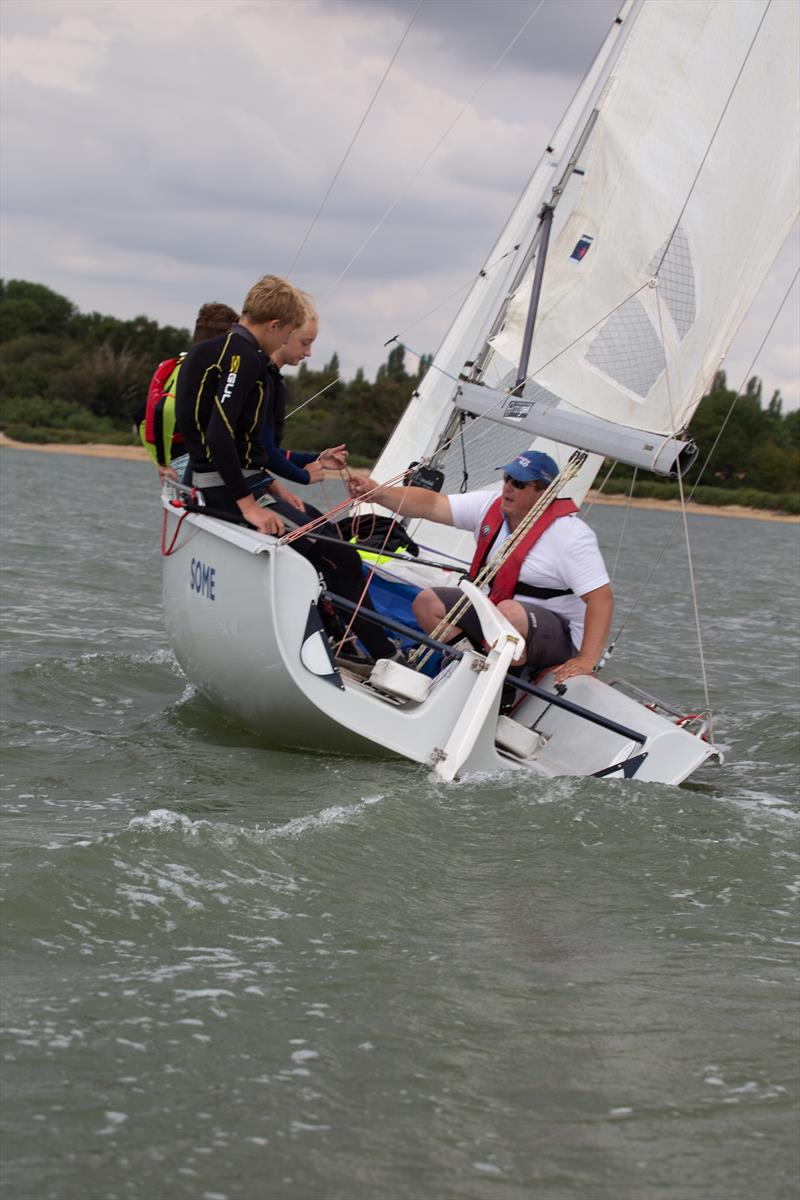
[503,473,534,490]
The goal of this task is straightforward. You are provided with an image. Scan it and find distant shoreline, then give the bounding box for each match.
[1,433,797,523]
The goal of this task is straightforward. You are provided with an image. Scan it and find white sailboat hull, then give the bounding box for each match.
[163,505,718,786]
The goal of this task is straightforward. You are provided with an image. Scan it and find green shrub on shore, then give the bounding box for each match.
[4,423,135,446]
[599,477,800,514]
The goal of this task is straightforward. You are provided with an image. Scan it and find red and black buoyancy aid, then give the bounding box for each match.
[143,355,186,465]
[468,496,578,605]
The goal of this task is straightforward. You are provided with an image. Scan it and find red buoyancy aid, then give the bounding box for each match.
[468,496,578,604]
[143,356,182,445]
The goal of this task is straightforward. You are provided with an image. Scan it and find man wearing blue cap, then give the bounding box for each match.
[348,451,613,685]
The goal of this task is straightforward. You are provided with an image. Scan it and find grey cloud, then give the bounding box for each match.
[330,0,621,76]
[2,0,796,403]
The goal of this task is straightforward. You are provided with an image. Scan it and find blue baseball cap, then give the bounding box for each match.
[497,451,559,484]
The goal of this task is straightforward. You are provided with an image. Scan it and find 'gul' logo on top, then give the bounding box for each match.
[221,355,240,404]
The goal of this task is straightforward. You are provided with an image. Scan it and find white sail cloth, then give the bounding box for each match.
[490,0,800,438]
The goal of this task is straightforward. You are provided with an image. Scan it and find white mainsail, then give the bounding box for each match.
[371,0,799,561]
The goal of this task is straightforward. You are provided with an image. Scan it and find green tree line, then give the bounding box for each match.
[0,279,797,508]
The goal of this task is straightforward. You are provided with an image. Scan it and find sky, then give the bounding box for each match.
[1,0,798,408]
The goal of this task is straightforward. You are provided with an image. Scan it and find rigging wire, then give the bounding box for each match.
[283,255,793,607]
[284,375,341,421]
[580,458,618,516]
[284,0,423,278]
[282,24,797,671]
[321,0,547,302]
[382,245,520,347]
[685,264,799,502]
[608,467,637,583]
[280,268,797,672]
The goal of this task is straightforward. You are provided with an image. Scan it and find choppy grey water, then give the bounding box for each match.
[1,448,798,1200]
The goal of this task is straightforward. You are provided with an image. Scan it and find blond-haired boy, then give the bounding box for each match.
[175,275,306,534]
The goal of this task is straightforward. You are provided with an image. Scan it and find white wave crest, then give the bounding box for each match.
[127,809,209,835]
[265,795,384,841]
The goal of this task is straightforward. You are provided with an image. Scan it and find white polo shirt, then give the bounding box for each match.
[447,490,610,649]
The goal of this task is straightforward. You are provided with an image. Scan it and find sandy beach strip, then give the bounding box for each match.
[1,432,797,523]
[0,431,151,461]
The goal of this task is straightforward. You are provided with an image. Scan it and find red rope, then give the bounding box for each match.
[161,505,189,556]
[279,467,410,545]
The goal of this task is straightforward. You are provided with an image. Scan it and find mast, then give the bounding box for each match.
[514,203,554,394]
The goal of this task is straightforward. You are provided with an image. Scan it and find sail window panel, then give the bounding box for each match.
[436,420,535,495]
[647,226,697,339]
[584,296,666,399]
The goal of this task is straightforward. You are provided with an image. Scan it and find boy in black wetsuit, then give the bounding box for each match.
[175,275,397,663]
[176,275,303,536]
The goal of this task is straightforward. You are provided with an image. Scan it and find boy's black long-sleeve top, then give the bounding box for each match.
[175,324,274,501]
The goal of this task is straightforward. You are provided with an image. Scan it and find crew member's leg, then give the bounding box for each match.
[269,499,397,661]
[196,482,246,519]
[497,600,574,675]
[412,587,484,649]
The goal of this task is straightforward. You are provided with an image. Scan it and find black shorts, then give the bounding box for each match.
[430,587,575,674]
